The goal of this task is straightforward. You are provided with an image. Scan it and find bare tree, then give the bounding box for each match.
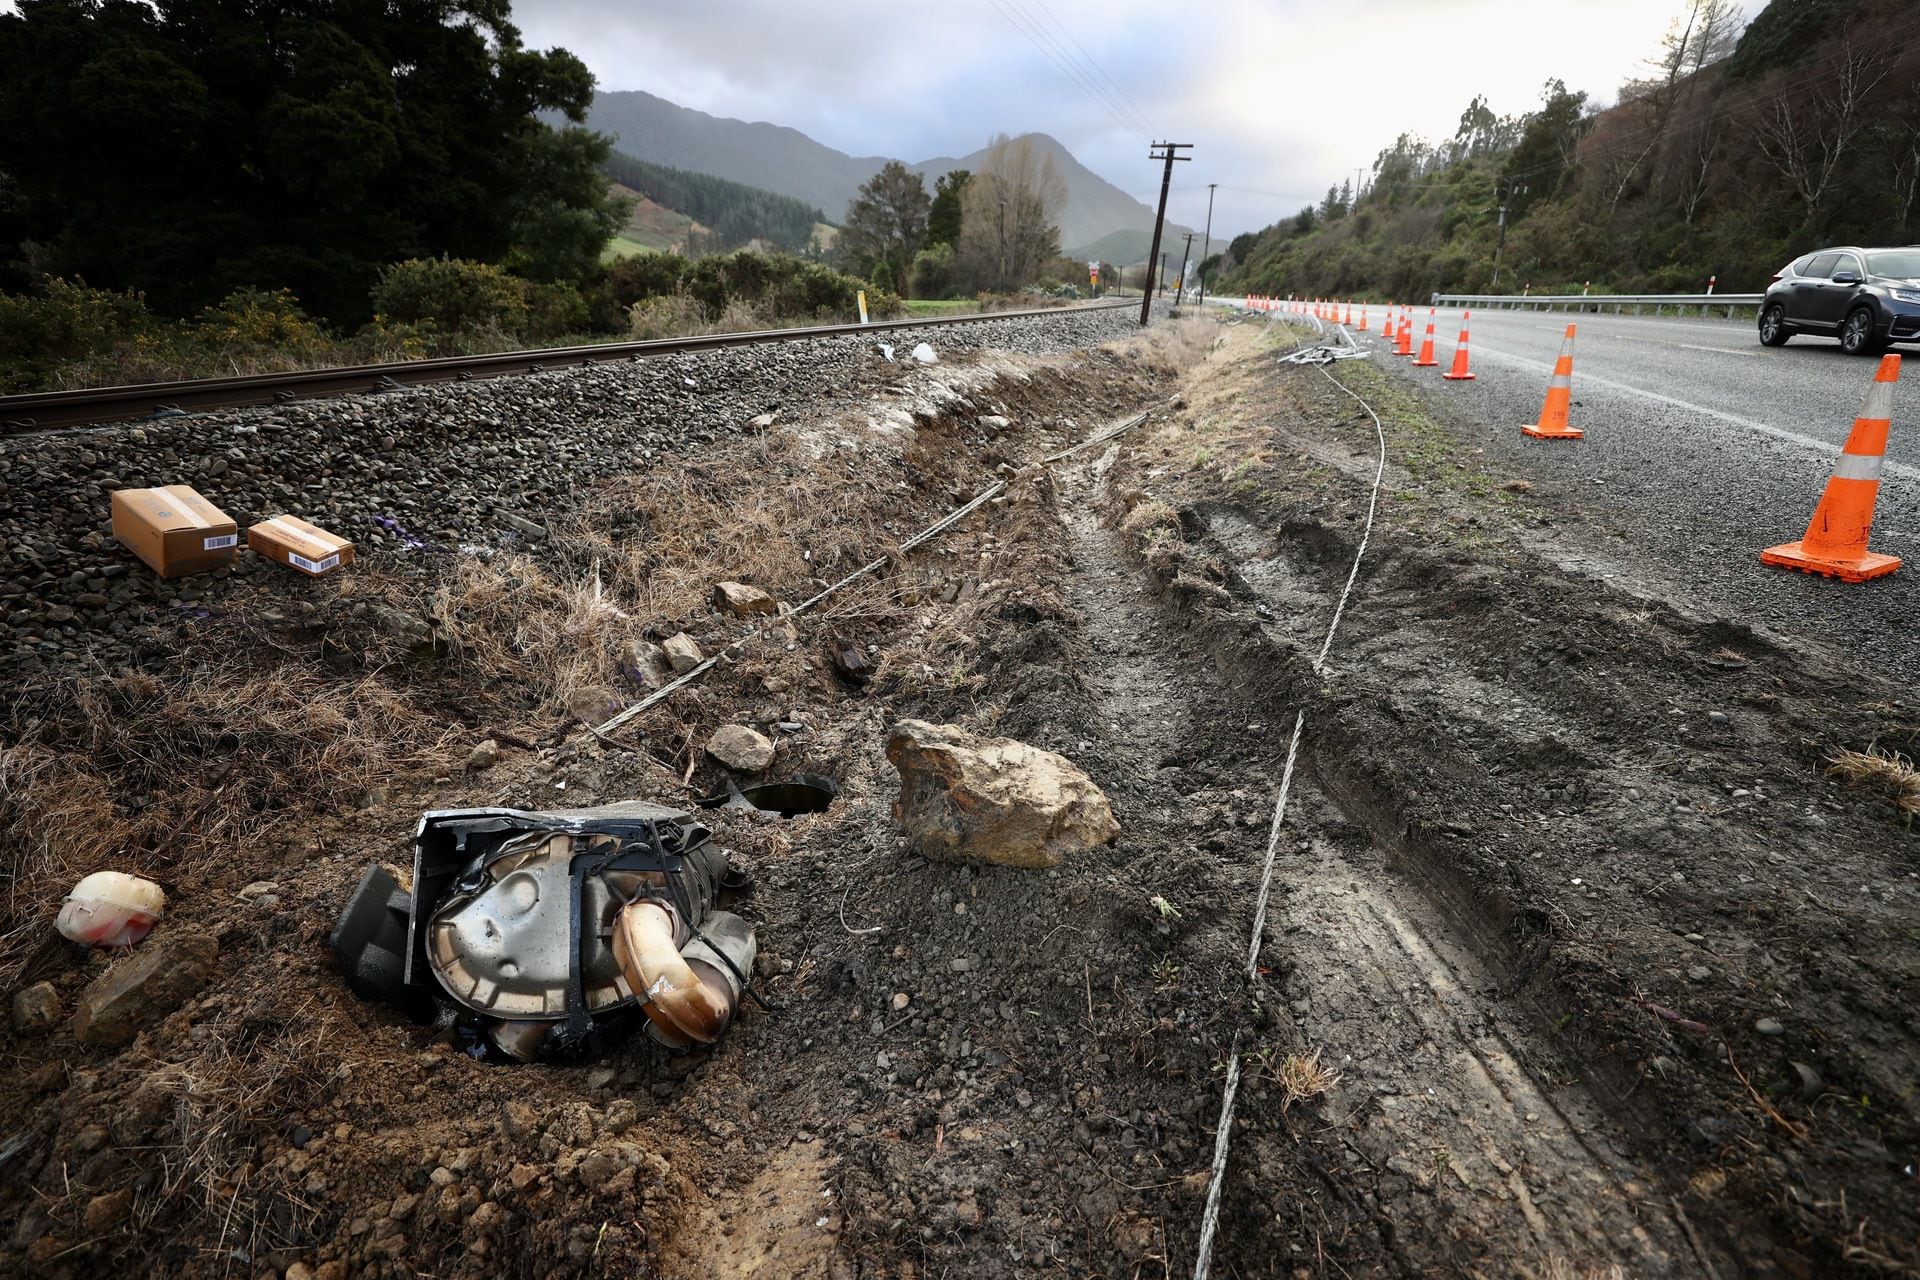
[1752,44,1893,220]
[1608,0,1746,215]
[956,135,1067,293]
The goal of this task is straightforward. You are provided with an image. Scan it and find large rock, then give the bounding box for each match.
[886,720,1119,868]
[72,930,217,1048]
[707,725,775,773]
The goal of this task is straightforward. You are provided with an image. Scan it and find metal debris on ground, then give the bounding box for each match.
[330,801,761,1061]
[1276,328,1372,365]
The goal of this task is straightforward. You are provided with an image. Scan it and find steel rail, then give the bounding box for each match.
[1,300,1134,433]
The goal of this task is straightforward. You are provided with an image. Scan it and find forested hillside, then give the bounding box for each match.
[601,152,826,253]
[1222,0,1920,300]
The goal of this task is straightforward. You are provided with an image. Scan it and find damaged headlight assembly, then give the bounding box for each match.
[330,801,760,1061]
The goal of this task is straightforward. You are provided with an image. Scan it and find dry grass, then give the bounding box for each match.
[1827,746,1920,818]
[0,664,458,985]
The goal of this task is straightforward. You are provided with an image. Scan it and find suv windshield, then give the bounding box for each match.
[1866,250,1920,279]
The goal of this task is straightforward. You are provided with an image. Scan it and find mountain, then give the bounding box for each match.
[906,134,1190,259]
[578,90,891,223]
[577,90,1187,264]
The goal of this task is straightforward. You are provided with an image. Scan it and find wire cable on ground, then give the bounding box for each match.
[1191,340,1391,1280]
[592,411,1153,738]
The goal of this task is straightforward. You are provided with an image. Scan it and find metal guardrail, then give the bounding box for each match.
[1431,291,1764,318]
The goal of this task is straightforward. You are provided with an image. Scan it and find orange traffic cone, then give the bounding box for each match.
[1357,305,1368,333]
[1394,309,1414,356]
[1522,324,1582,440]
[1760,354,1903,582]
[1412,309,1439,366]
[1340,300,1350,325]
[1442,311,1476,380]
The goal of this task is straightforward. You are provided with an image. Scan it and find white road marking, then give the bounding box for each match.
[1466,342,1920,482]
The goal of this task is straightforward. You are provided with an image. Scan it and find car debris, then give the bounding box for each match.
[330,801,760,1061]
[56,871,166,948]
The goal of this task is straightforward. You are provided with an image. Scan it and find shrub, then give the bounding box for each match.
[603,252,688,310]
[911,243,956,299]
[369,258,527,334]
[0,278,155,392]
[520,281,590,341]
[193,288,328,355]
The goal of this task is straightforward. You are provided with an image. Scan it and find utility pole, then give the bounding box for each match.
[1174,232,1196,306]
[1491,178,1526,289]
[1140,141,1192,327]
[1159,253,1169,297]
[1197,182,1216,307]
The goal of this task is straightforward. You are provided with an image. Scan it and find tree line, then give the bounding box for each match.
[0,0,630,324]
[836,136,1083,299]
[600,151,826,254]
[1220,0,1920,302]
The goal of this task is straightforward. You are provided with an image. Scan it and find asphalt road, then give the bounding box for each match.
[1302,304,1919,683]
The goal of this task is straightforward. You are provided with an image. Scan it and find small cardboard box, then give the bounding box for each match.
[111,485,239,578]
[248,515,354,576]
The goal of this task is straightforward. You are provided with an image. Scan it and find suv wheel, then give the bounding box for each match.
[1840,306,1886,356]
[1758,303,1792,346]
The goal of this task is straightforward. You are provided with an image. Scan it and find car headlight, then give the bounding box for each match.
[1891,288,1920,304]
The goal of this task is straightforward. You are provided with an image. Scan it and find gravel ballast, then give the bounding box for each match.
[1,307,1146,675]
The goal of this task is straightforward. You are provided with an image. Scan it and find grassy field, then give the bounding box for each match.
[902,299,977,316]
[601,235,653,261]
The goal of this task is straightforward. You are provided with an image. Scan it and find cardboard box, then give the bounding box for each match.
[248,515,354,576]
[111,485,239,578]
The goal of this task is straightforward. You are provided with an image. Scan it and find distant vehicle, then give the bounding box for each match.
[1759,246,1920,355]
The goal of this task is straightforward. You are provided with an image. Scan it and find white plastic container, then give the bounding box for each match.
[56,871,166,948]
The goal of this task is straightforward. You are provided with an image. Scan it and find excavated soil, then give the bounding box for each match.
[4,313,1917,1279]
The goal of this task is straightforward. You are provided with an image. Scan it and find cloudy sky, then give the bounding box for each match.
[516,0,1766,241]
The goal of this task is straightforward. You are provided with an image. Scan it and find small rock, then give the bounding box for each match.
[621,639,674,690]
[891,992,910,1011]
[707,725,775,773]
[237,880,279,901]
[285,1264,315,1280]
[72,930,218,1048]
[1789,1060,1823,1099]
[1687,966,1712,981]
[565,685,617,723]
[12,981,60,1034]
[465,739,502,771]
[750,412,778,429]
[1707,710,1729,724]
[712,581,777,616]
[829,637,873,686]
[496,511,549,540]
[1754,1017,1785,1036]
[84,1187,133,1232]
[602,1100,639,1134]
[586,1067,616,1090]
[662,632,704,674]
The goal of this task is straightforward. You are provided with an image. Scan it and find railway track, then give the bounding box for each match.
[0,299,1134,433]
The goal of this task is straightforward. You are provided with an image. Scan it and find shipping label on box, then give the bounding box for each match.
[248,515,355,577]
[110,485,239,578]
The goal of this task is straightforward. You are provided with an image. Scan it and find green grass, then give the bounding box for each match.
[601,235,655,262]
[903,299,978,316]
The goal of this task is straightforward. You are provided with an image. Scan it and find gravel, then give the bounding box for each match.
[0,306,1145,675]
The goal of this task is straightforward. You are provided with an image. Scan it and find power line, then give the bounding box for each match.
[986,0,1152,140]
[1027,0,1159,136]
